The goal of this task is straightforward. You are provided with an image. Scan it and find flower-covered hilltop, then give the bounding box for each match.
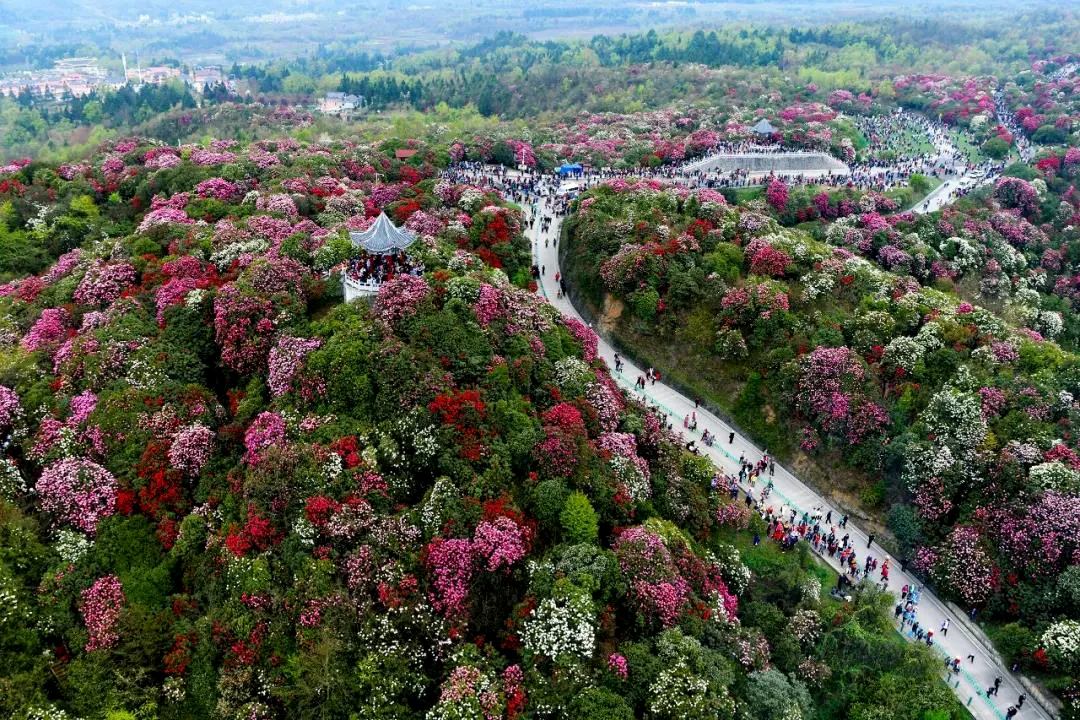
[0,138,959,719]
[564,176,1080,700]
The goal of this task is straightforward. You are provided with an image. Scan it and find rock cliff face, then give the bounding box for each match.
[690,152,849,174]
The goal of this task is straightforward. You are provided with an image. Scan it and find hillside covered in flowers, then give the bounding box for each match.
[563,165,1080,704]
[0,139,969,720]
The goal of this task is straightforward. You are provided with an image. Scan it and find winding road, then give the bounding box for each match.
[521,192,1053,720]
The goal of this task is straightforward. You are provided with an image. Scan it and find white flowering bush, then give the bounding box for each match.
[522,581,595,661]
[0,457,26,499]
[1028,462,1080,492]
[554,356,593,395]
[710,544,751,595]
[924,388,986,456]
[55,529,93,565]
[799,575,822,606]
[882,336,924,372]
[648,629,737,720]
[1042,619,1080,672]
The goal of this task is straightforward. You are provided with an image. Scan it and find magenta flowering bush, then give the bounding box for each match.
[243,412,287,464]
[42,249,83,284]
[0,385,21,429]
[613,525,737,627]
[472,516,531,572]
[190,148,237,166]
[73,261,136,307]
[562,317,598,363]
[68,390,97,426]
[36,458,118,535]
[765,178,789,213]
[22,308,70,352]
[424,536,475,619]
[195,177,240,201]
[993,177,1038,216]
[474,283,502,327]
[80,575,124,652]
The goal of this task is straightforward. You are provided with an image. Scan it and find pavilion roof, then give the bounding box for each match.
[752,118,777,134]
[349,212,417,255]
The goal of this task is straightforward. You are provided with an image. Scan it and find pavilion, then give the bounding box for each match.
[343,212,419,301]
[751,119,778,137]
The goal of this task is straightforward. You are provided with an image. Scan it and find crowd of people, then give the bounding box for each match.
[344,251,424,286]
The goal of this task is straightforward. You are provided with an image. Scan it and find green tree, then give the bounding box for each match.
[561,491,599,544]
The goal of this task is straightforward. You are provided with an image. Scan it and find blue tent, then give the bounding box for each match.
[557,163,583,176]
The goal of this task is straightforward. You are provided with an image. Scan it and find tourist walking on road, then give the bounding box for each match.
[728,431,734,444]
[940,618,950,637]
[867,532,875,548]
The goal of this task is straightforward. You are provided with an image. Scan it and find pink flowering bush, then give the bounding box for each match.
[213,284,277,374]
[80,575,124,652]
[924,526,994,605]
[765,178,789,213]
[612,525,736,627]
[607,653,628,679]
[373,274,430,326]
[168,424,215,476]
[22,308,70,352]
[267,335,323,397]
[796,346,868,438]
[747,244,791,277]
[195,177,240,201]
[472,516,531,572]
[562,317,598,363]
[424,536,475,619]
[0,385,21,429]
[190,148,237,166]
[37,458,118,535]
[244,412,287,465]
[256,193,299,218]
[994,177,1038,216]
[74,262,136,307]
[42,249,83,284]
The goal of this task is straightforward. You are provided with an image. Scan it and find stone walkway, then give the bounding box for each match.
[525,207,1052,720]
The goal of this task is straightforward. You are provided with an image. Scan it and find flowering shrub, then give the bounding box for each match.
[22,308,70,352]
[522,582,595,660]
[472,516,531,572]
[243,412,286,464]
[424,537,475,619]
[267,335,323,397]
[374,274,430,326]
[74,262,136,307]
[36,458,118,535]
[765,178,789,213]
[1042,620,1080,672]
[213,284,277,374]
[168,424,215,476]
[924,526,994,605]
[80,575,124,652]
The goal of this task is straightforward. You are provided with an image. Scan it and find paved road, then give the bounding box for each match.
[524,205,1050,720]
